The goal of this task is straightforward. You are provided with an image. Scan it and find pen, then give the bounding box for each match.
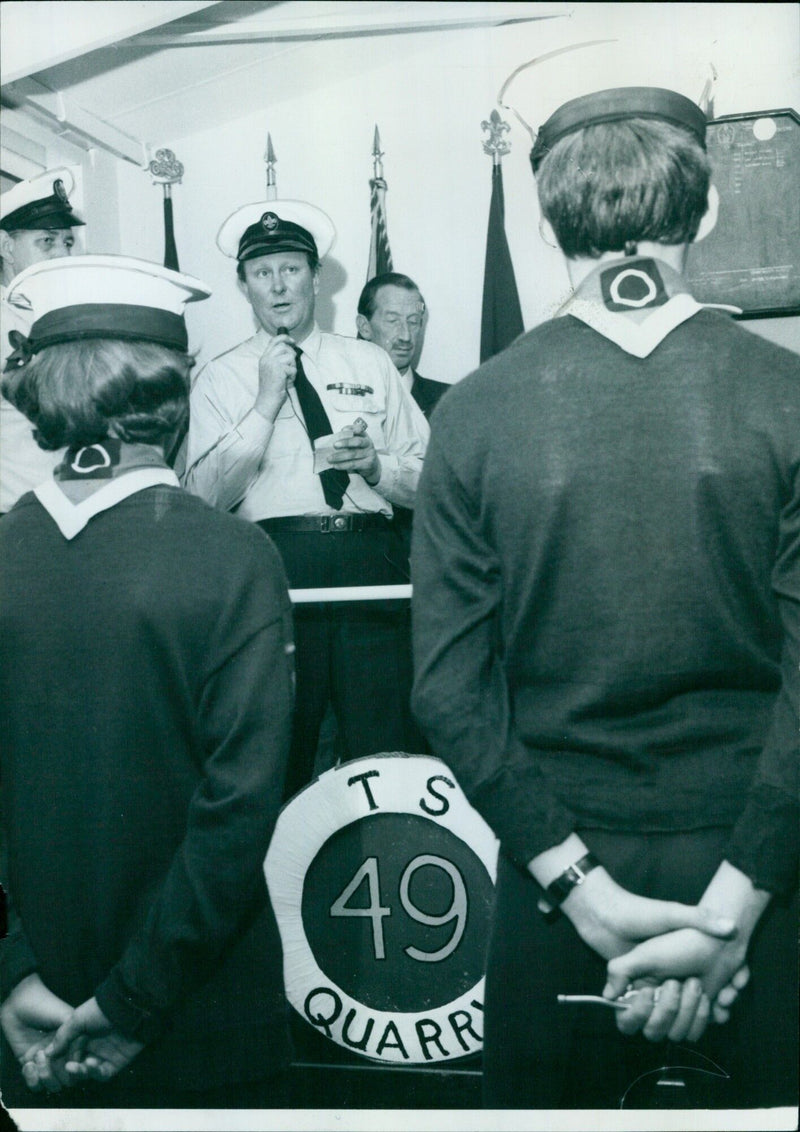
[557,993,634,1010]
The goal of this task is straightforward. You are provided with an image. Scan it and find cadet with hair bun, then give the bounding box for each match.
[0,256,295,1110]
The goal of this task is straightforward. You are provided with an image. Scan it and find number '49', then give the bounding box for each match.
[329,854,468,963]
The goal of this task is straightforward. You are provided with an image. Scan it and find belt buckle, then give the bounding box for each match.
[320,514,350,533]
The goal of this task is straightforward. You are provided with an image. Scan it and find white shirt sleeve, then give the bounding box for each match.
[183,355,275,513]
[370,350,430,510]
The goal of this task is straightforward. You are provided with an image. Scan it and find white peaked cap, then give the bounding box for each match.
[7,255,211,353]
[0,168,83,228]
[217,199,336,260]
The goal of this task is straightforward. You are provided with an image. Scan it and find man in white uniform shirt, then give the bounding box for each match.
[184,200,430,797]
[0,169,84,513]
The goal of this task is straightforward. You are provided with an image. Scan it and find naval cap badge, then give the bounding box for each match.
[53,179,70,205]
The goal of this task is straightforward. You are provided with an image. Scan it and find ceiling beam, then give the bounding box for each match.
[3,78,148,166]
[0,0,222,85]
[131,7,569,48]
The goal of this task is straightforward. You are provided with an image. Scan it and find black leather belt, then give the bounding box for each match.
[257,514,393,534]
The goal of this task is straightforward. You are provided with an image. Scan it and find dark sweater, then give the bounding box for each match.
[0,485,294,1090]
[411,309,799,895]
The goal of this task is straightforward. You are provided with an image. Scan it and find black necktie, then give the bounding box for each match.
[291,346,349,510]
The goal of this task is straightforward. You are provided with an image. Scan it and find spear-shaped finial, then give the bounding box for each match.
[372,125,385,182]
[264,133,277,200]
[481,109,512,166]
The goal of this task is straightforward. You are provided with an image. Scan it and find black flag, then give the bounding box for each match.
[163,194,179,272]
[480,164,523,362]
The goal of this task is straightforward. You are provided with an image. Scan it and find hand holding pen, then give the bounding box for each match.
[558,991,641,1010]
[558,981,713,1043]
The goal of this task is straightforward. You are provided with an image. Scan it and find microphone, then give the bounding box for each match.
[276,326,300,357]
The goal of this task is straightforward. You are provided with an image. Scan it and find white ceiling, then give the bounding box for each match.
[1,2,570,161]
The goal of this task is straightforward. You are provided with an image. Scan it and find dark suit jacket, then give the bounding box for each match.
[393,372,450,544]
[410,370,450,420]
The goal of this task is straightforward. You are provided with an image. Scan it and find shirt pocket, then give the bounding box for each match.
[325,389,386,445]
[325,388,384,416]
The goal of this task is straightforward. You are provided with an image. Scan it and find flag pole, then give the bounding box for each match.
[149,148,185,467]
[264,133,277,201]
[148,148,184,272]
[372,124,384,181]
[367,125,393,281]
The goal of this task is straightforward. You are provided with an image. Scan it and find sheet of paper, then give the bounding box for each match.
[312,433,337,473]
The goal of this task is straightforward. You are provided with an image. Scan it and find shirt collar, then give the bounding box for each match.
[256,322,322,359]
[35,444,178,539]
[294,322,322,360]
[558,256,737,358]
[35,467,179,539]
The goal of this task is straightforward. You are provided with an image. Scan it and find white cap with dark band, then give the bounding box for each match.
[5,255,211,359]
[0,168,85,231]
[217,199,336,262]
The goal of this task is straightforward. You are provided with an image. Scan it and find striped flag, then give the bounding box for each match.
[367,175,394,281]
[480,163,523,362]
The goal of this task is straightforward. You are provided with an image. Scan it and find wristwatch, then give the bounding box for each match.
[537,851,600,918]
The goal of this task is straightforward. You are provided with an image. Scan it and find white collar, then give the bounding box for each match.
[34,467,179,539]
[397,365,413,393]
[559,256,740,358]
[295,322,322,360]
[258,323,323,357]
[562,292,704,359]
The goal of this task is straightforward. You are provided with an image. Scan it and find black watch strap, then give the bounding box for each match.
[544,851,600,908]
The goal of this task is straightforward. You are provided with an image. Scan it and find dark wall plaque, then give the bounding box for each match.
[686,109,800,318]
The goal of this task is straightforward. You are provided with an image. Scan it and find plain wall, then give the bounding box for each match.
[31,3,800,374]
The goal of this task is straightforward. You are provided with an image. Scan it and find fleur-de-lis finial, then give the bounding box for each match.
[148,148,184,186]
[481,109,512,164]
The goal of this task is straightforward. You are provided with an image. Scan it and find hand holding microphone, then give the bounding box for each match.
[275,325,296,350]
[254,326,298,421]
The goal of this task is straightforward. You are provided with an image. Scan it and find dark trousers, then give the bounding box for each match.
[265,525,426,799]
[483,828,799,1110]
